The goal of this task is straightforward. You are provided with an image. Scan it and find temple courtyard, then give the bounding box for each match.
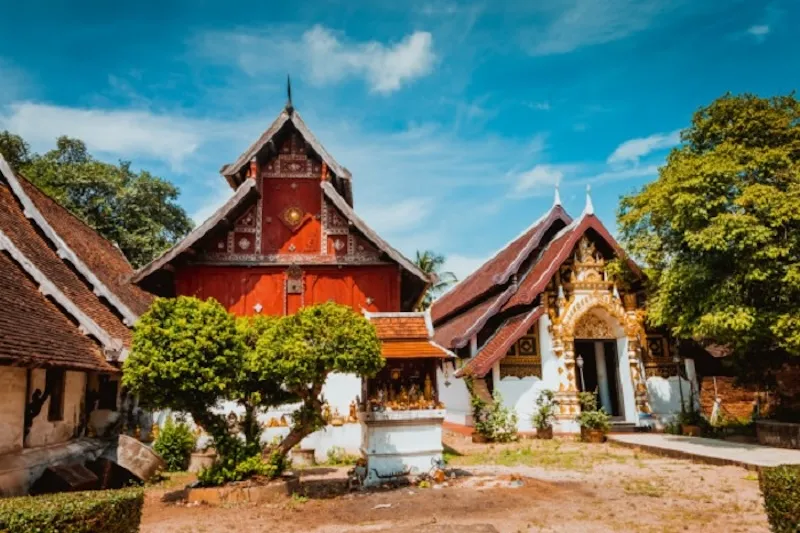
[140,431,771,533]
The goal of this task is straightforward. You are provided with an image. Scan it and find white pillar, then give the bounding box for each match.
[539,315,558,390]
[684,358,699,409]
[470,336,478,357]
[594,342,612,414]
[616,337,638,423]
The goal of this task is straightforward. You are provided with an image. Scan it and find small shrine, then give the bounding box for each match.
[359,312,452,486]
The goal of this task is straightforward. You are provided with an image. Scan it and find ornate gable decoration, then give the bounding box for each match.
[568,236,611,290]
[262,133,323,179]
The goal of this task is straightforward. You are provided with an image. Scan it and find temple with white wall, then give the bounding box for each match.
[432,188,704,433]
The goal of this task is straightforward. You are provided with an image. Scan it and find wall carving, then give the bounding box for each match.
[573,312,615,339]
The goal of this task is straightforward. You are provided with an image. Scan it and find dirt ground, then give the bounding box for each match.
[141,432,770,533]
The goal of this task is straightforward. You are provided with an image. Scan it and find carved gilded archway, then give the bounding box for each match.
[549,291,650,418]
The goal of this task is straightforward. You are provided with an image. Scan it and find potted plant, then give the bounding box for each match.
[532,389,559,439]
[677,408,704,437]
[576,391,611,443]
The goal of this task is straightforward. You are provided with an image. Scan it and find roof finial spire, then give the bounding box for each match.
[286,75,294,115]
[584,184,594,215]
[553,182,562,207]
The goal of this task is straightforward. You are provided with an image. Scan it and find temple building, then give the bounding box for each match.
[133,94,439,460]
[0,155,154,495]
[433,188,703,432]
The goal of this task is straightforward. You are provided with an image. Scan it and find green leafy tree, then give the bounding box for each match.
[619,93,800,371]
[254,302,384,457]
[414,250,458,310]
[154,416,196,471]
[0,133,192,267]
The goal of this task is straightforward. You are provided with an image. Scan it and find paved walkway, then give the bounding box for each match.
[609,433,800,470]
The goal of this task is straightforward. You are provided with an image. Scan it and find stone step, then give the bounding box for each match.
[609,421,638,433]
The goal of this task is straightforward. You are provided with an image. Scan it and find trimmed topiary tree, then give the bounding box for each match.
[759,464,800,533]
[254,302,384,458]
[124,297,289,485]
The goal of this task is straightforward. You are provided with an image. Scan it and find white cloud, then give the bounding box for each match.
[746,24,770,42]
[607,129,680,164]
[525,0,674,56]
[0,102,214,170]
[359,197,433,235]
[580,164,660,185]
[512,164,570,195]
[442,253,488,283]
[526,101,551,111]
[198,25,435,94]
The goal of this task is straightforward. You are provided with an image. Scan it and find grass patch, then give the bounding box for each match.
[622,478,667,498]
[446,439,631,472]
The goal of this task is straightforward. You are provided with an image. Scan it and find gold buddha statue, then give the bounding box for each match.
[424,374,433,401]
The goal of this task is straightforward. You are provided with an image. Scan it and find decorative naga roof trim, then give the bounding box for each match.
[431,203,570,323]
[322,182,429,284]
[505,213,644,309]
[450,283,517,349]
[0,155,139,327]
[0,230,127,362]
[221,108,351,183]
[456,306,544,378]
[132,179,259,284]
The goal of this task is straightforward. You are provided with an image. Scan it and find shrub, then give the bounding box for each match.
[575,391,611,433]
[759,464,800,533]
[325,446,359,466]
[197,449,287,486]
[532,389,559,430]
[154,416,196,471]
[474,391,519,443]
[0,487,143,533]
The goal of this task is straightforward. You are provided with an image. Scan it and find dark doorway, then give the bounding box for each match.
[574,340,622,416]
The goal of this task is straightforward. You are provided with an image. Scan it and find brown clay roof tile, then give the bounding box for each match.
[0,252,117,373]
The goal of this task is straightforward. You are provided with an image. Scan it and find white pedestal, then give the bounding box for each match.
[359,409,445,486]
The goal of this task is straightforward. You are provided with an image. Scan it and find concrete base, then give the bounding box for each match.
[359,409,445,487]
[0,438,109,497]
[186,475,300,504]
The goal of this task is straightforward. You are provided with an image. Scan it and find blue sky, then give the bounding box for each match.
[0,0,796,279]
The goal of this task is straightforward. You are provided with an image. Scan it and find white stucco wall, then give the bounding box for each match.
[646,376,695,417]
[26,370,85,448]
[496,376,548,432]
[321,372,361,416]
[437,361,471,425]
[0,367,27,455]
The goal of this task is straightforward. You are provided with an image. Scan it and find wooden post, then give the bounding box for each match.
[249,157,258,179]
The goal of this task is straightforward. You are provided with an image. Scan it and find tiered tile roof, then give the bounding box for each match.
[366,312,452,359]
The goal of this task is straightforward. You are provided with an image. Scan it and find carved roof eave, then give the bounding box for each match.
[221,108,352,187]
[455,305,544,378]
[321,181,430,286]
[132,178,259,284]
[0,230,127,365]
[0,155,140,327]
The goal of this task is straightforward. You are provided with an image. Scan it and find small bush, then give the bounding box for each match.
[532,389,559,430]
[759,464,800,533]
[475,391,519,443]
[197,450,287,486]
[154,416,196,471]
[575,391,611,433]
[0,487,143,533]
[325,446,359,466]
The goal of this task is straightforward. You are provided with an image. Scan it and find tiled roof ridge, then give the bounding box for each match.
[132,179,258,284]
[431,204,570,324]
[222,107,351,183]
[0,154,140,326]
[0,230,126,362]
[322,182,429,285]
[15,172,131,266]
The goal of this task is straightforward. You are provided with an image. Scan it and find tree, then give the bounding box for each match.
[618,93,800,369]
[254,302,384,457]
[122,297,287,483]
[414,250,458,310]
[0,133,192,267]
